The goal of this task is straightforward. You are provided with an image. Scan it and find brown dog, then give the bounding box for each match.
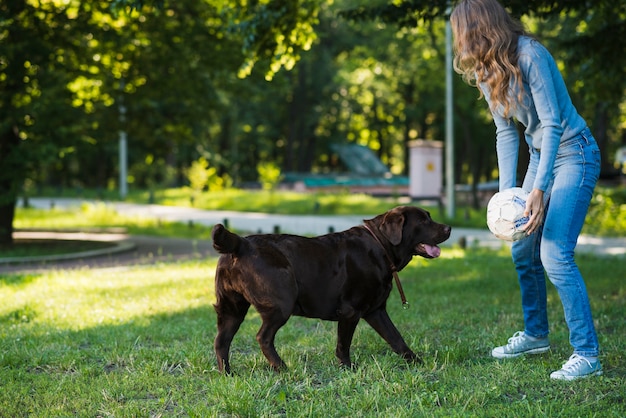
[212,206,451,373]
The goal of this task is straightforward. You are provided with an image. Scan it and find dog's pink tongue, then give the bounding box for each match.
[425,244,441,258]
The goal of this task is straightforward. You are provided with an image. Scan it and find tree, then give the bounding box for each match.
[342,0,626,175]
[0,0,93,244]
[0,0,273,244]
[2,0,623,247]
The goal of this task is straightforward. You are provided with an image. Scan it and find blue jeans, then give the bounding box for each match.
[511,127,601,357]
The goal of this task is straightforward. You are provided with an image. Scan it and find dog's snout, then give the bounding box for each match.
[440,224,452,241]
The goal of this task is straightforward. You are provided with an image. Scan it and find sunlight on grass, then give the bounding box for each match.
[142,187,420,216]
[14,203,213,240]
[1,251,625,416]
[15,203,145,230]
[3,199,626,416]
[0,261,217,334]
[29,185,626,234]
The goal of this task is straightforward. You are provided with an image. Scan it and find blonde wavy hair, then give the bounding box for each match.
[450,0,529,117]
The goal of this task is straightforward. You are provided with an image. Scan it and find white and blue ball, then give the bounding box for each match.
[486,187,530,242]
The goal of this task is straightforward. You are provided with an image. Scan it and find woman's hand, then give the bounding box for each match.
[523,188,545,235]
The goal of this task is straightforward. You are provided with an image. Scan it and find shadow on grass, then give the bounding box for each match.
[1,305,214,367]
[1,249,625,415]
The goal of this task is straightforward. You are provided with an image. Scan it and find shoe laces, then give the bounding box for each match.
[506,331,526,348]
[561,354,592,372]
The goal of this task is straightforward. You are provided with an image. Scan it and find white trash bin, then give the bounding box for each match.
[408,140,443,199]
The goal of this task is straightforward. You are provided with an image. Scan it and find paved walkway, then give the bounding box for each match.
[2,197,624,273]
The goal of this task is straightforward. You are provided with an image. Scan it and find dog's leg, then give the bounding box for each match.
[363,309,422,364]
[214,295,250,374]
[256,310,290,372]
[336,317,360,368]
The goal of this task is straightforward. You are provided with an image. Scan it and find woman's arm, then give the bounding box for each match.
[519,42,564,193]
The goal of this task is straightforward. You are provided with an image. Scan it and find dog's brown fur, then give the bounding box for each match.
[212,205,451,373]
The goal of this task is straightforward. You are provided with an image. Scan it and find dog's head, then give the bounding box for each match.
[365,206,451,260]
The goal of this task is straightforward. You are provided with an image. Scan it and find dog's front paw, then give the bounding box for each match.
[270,361,288,373]
[339,361,357,371]
[401,350,423,365]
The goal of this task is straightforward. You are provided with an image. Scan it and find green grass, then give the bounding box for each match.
[1,249,625,416]
[32,186,491,228]
[14,203,214,241]
[4,187,624,414]
[29,184,626,235]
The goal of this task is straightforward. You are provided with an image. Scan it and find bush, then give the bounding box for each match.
[257,162,283,191]
[186,157,231,193]
[585,186,626,236]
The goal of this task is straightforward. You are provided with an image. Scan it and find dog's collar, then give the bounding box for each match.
[362,224,409,309]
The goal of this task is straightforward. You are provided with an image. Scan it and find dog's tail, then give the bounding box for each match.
[212,223,244,254]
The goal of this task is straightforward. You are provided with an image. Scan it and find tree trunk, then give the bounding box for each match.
[0,128,21,245]
[0,201,16,245]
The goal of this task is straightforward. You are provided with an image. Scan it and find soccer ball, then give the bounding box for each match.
[486,187,530,242]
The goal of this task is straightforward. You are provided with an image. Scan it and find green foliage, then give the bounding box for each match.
[129,154,177,189]
[2,0,625,247]
[1,250,624,415]
[186,157,232,195]
[222,0,320,80]
[187,157,211,191]
[186,157,212,192]
[586,186,626,237]
[257,161,283,191]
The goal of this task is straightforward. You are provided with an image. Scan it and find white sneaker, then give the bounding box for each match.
[550,354,603,381]
[491,331,550,359]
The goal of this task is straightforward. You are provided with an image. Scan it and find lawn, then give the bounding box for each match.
[3,190,625,415]
[1,248,624,416]
[28,184,626,235]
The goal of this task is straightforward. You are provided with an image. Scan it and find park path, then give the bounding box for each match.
[2,197,624,274]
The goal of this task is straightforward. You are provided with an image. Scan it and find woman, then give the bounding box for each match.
[450,0,602,380]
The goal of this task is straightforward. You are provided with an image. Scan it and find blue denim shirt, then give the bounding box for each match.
[481,36,588,192]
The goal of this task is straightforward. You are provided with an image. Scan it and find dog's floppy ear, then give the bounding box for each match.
[379,210,405,245]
